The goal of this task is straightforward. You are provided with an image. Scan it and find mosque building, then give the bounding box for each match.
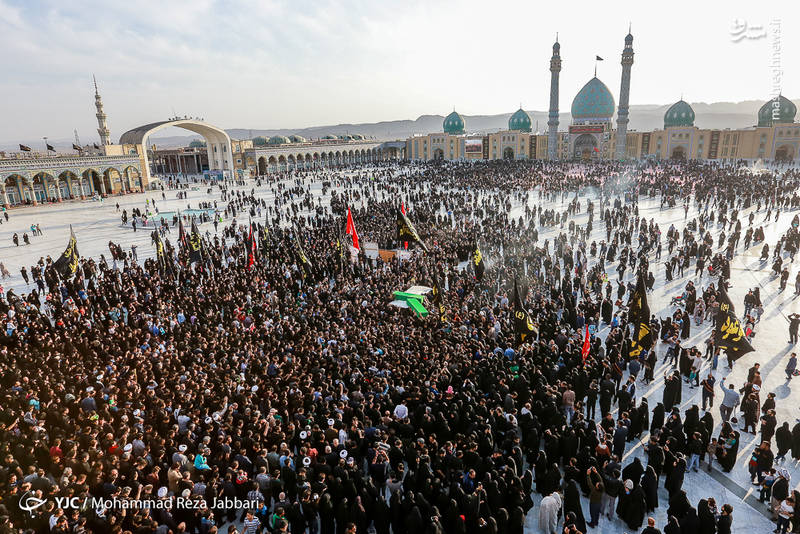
[406,31,799,163]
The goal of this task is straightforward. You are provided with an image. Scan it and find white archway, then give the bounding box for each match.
[119,119,234,179]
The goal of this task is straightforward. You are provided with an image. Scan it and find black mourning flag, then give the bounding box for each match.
[46,143,55,152]
[154,231,167,275]
[19,144,31,152]
[396,209,428,252]
[53,226,80,278]
[261,224,271,259]
[627,272,654,358]
[596,55,604,61]
[512,279,537,344]
[431,276,447,323]
[73,143,82,151]
[293,232,314,279]
[473,243,485,281]
[715,284,754,360]
[246,221,256,270]
[93,143,100,149]
[188,220,203,264]
[178,216,187,249]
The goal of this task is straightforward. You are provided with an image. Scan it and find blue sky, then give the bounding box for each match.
[0,0,796,143]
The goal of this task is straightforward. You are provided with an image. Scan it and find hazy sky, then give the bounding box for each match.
[1,0,796,143]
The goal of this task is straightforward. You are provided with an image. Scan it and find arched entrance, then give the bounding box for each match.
[104,168,120,194]
[671,146,687,160]
[268,156,277,172]
[503,147,515,160]
[84,169,102,196]
[32,173,53,203]
[776,145,796,162]
[119,119,234,180]
[123,166,141,192]
[573,134,598,160]
[433,148,444,160]
[4,175,25,205]
[257,157,267,175]
[58,171,77,199]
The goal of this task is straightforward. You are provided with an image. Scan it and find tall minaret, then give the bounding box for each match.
[547,36,561,160]
[94,75,111,146]
[615,29,634,159]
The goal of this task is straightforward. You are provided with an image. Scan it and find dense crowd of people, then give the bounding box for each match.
[2,159,800,534]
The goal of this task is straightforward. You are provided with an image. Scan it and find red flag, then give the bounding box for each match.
[581,325,591,362]
[401,202,406,215]
[345,207,360,250]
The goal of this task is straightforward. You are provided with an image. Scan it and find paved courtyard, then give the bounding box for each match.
[1,170,798,532]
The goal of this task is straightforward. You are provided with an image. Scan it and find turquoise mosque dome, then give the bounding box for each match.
[253,136,268,146]
[188,139,206,148]
[664,100,695,128]
[758,95,797,127]
[443,111,466,135]
[508,108,532,132]
[571,77,616,121]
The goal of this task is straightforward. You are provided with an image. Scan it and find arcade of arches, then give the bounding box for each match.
[1,165,142,208]
[252,147,394,174]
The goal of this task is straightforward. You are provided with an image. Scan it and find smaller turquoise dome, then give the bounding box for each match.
[289,135,306,143]
[338,135,353,140]
[253,136,268,146]
[351,134,365,140]
[443,111,465,135]
[758,95,797,127]
[508,108,532,132]
[322,135,337,140]
[268,135,290,145]
[664,100,695,128]
[188,139,206,148]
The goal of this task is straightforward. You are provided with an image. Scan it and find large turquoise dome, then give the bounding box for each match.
[758,95,796,127]
[571,77,615,121]
[188,139,206,148]
[664,100,695,128]
[508,108,532,132]
[253,136,268,146]
[443,111,466,135]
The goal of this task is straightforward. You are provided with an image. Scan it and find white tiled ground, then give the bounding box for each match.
[2,166,799,532]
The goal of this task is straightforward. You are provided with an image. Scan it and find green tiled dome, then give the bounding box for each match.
[758,95,796,127]
[508,108,532,132]
[253,136,268,146]
[571,77,615,120]
[443,111,466,135]
[268,135,290,145]
[188,139,206,148]
[288,135,306,143]
[664,100,695,128]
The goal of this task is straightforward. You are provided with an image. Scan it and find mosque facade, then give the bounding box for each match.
[406,31,799,164]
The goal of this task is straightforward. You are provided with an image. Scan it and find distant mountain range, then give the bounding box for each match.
[3,99,797,152]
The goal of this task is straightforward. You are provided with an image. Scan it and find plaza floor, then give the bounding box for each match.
[0,173,797,532]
